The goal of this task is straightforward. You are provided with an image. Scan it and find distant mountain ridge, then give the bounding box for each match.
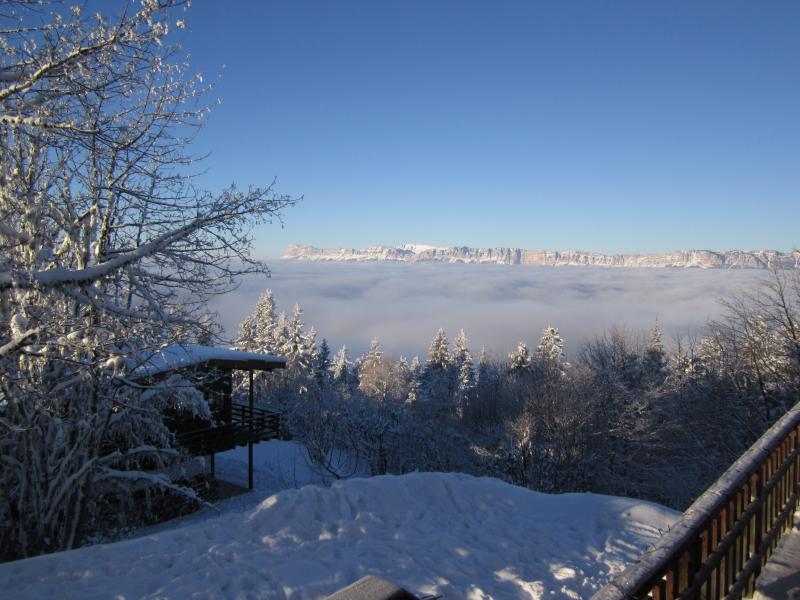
[282,244,800,269]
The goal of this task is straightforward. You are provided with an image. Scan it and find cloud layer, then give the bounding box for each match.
[209,261,766,359]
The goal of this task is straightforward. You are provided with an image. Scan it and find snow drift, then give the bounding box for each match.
[0,473,679,599]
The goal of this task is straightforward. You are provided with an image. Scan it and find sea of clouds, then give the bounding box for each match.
[208,261,766,360]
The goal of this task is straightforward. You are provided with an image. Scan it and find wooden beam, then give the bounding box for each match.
[248,369,254,490]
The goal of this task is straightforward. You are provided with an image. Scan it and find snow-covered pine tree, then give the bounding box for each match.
[314,337,332,384]
[420,328,457,418]
[508,341,533,375]
[332,345,351,387]
[406,356,421,404]
[302,326,320,379]
[254,290,277,354]
[536,326,565,365]
[398,355,410,378]
[470,348,505,426]
[535,326,566,386]
[395,355,412,402]
[286,305,305,363]
[642,320,667,385]
[358,338,390,401]
[305,326,318,359]
[476,347,490,386]
[280,305,315,398]
[451,329,475,419]
[235,315,257,352]
[426,328,451,371]
[273,311,290,359]
[234,293,286,402]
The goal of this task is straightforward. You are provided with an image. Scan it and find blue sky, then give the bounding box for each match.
[182,1,800,258]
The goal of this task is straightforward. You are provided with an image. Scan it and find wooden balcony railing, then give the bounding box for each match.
[175,403,281,456]
[593,402,800,600]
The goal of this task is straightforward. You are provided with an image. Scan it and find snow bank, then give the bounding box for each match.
[0,473,679,599]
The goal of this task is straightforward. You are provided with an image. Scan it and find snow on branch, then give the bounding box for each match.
[0,327,40,358]
[0,186,291,291]
[0,32,122,104]
[0,114,99,133]
[96,467,203,504]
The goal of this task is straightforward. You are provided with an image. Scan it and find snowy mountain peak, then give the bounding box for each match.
[282,244,800,269]
[398,243,449,253]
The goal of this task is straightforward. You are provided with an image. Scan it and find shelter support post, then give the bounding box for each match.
[248,369,254,490]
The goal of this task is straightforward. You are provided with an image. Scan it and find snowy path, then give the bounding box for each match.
[1,469,678,599]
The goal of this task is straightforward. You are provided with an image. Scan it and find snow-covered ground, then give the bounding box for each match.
[1,444,679,599]
[134,441,349,536]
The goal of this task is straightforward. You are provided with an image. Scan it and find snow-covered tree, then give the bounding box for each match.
[332,345,351,387]
[273,311,290,359]
[642,320,667,384]
[536,326,565,366]
[304,326,319,359]
[425,328,451,371]
[0,1,296,559]
[358,338,389,400]
[314,337,332,383]
[285,305,306,363]
[253,290,277,354]
[508,342,532,375]
[419,329,456,417]
[235,315,257,352]
[463,347,504,427]
[406,356,421,404]
[695,331,725,380]
[451,329,475,419]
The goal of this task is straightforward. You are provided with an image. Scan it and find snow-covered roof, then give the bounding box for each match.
[131,344,286,378]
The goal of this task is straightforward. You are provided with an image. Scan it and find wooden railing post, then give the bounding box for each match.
[749,467,764,595]
[794,427,800,495]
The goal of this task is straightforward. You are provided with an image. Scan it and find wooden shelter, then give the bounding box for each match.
[133,344,287,489]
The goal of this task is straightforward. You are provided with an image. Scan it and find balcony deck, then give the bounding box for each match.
[754,510,800,599]
[175,403,281,456]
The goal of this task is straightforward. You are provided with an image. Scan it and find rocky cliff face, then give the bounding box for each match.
[282,244,800,269]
